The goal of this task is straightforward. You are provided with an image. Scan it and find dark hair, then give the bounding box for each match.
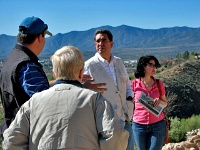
[17,30,45,44]
[94,29,113,41]
[134,55,161,78]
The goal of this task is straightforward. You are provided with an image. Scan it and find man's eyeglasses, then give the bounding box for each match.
[147,63,157,68]
[95,38,110,43]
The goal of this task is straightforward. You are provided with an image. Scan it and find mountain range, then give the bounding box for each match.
[0,25,200,60]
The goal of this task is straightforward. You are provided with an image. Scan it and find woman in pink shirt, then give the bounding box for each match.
[132,55,168,150]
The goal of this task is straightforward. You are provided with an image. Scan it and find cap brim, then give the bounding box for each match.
[45,30,53,36]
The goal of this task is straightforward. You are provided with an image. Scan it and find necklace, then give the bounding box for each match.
[141,78,154,90]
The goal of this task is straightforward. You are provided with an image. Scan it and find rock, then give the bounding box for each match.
[162,129,200,150]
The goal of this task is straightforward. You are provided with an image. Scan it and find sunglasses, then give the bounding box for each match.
[146,63,157,68]
[95,38,110,43]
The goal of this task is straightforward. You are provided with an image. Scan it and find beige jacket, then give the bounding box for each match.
[3,83,128,150]
[84,53,134,122]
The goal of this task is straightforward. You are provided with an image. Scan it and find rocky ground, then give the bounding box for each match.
[162,129,200,150]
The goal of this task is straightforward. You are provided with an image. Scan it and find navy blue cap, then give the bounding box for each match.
[19,16,52,36]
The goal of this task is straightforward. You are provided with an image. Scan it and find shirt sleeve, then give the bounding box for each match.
[84,65,90,74]
[119,60,133,97]
[18,62,49,97]
[3,101,30,150]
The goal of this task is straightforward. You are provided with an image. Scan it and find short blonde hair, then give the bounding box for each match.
[51,46,84,80]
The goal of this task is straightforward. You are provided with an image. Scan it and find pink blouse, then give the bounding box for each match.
[132,77,166,124]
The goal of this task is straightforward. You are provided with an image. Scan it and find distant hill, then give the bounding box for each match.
[0,25,200,60]
[156,59,200,119]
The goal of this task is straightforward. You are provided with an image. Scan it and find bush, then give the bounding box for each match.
[169,115,200,143]
[169,117,185,142]
[47,75,54,81]
[129,75,135,80]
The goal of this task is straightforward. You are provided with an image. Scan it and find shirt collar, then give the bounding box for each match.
[95,52,115,64]
[16,44,39,62]
[52,80,83,88]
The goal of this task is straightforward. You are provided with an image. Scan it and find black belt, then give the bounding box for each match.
[125,120,132,123]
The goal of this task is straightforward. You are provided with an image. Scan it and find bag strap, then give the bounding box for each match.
[156,79,170,125]
[156,79,162,97]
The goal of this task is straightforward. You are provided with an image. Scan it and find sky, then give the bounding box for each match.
[0,0,200,36]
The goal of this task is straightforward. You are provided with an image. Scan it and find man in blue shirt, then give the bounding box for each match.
[0,17,52,136]
[0,17,106,139]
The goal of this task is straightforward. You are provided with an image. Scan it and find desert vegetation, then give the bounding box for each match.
[169,115,200,143]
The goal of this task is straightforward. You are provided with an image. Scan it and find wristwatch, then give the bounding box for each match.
[126,96,133,101]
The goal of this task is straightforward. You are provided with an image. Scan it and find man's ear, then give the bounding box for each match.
[52,71,56,80]
[111,41,114,48]
[79,68,84,82]
[37,34,43,43]
[94,42,96,48]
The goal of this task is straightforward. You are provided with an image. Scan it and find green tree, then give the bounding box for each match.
[47,75,54,81]
[129,74,135,80]
[176,53,182,59]
[169,117,185,142]
[190,52,195,60]
[183,50,190,60]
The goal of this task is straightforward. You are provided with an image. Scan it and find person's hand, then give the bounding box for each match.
[82,74,92,82]
[154,98,161,107]
[83,79,107,93]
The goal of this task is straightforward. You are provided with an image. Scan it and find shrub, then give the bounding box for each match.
[169,115,200,143]
[169,117,185,142]
[129,75,135,80]
[47,75,54,81]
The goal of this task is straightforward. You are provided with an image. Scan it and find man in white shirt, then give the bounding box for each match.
[84,29,134,150]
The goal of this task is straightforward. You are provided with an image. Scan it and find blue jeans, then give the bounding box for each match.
[124,121,134,150]
[132,119,166,150]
